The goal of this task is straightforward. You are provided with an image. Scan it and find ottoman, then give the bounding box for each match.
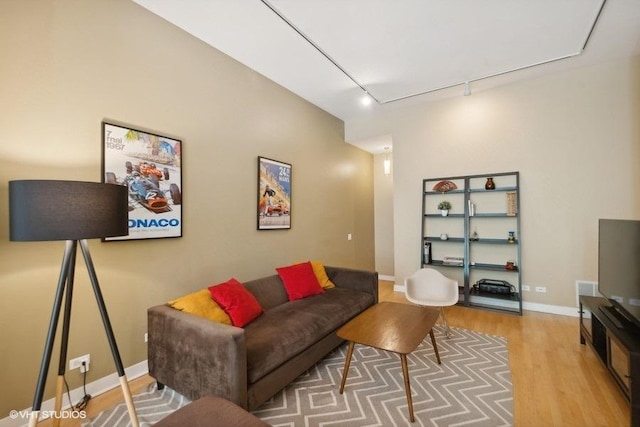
[154,395,269,427]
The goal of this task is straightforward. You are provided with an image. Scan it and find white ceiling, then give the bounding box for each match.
[133,0,640,153]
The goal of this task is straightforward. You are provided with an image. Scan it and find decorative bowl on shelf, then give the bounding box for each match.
[433,180,457,192]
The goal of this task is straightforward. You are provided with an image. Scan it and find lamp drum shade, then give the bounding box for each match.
[9,180,129,241]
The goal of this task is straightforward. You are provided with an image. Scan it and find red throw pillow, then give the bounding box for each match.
[276,261,324,301]
[208,278,263,327]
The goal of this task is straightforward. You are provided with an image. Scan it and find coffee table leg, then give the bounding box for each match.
[400,354,415,423]
[339,341,355,394]
[429,329,441,364]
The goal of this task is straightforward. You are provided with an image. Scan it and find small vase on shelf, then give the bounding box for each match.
[485,177,496,190]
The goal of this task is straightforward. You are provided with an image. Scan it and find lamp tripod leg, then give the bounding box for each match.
[28,241,76,427]
[53,376,64,427]
[54,242,77,427]
[79,240,139,427]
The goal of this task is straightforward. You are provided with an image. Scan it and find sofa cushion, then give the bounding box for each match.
[243,275,289,310]
[209,278,263,327]
[276,262,324,301]
[243,287,375,383]
[310,260,336,289]
[169,289,232,325]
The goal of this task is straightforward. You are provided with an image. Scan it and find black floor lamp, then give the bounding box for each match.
[9,180,139,427]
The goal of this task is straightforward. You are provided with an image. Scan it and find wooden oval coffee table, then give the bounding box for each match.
[337,302,441,423]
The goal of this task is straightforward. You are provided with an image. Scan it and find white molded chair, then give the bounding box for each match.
[405,268,459,338]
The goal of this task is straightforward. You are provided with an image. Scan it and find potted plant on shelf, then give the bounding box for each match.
[437,201,451,216]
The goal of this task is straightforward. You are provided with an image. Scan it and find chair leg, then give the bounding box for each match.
[440,307,452,338]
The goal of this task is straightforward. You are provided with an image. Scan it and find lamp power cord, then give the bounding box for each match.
[64,361,92,412]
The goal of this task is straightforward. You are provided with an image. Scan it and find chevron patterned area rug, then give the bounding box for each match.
[81,384,189,427]
[255,326,512,426]
[84,326,512,427]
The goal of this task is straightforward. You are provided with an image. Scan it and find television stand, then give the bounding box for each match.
[600,305,626,329]
[580,296,640,426]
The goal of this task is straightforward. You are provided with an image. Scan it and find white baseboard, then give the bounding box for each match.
[0,360,148,427]
[379,274,395,281]
[392,284,580,318]
[522,301,581,317]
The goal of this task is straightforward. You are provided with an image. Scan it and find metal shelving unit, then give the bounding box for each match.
[421,171,522,315]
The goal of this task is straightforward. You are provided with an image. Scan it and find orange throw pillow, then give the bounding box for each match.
[169,289,231,325]
[310,260,336,289]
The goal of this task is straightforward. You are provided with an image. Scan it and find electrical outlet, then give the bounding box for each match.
[522,285,531,291]
[69,354,90,373]
[535,286,547,293]
[144,332,148,343]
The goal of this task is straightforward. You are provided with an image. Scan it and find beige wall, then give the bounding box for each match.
[374,152,394,277]
[0,0,374,415]
[349,55,640,308]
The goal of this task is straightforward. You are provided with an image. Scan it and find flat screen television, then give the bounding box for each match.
[598,219,640,330]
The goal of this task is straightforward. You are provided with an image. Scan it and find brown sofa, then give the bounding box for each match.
[147,266,378,410]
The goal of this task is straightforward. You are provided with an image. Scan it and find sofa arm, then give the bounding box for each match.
[325,266,378,303]
[148,305,248,408]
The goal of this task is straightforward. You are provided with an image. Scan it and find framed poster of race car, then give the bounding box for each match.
[257,156,291,230]
[102,122,182,241]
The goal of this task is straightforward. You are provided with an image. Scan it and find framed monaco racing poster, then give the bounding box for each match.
[258,156,291,230]
[102,122,182,241]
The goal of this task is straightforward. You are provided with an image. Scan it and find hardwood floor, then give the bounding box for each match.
[379,280,629,426]
[39,280,629,426]
[36,375,155,427]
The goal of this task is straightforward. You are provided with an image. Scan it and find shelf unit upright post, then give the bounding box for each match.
[463,180,471,308]
[421,171,522,315]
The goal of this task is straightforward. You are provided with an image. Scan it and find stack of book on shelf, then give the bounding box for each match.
[443,256,464,266]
